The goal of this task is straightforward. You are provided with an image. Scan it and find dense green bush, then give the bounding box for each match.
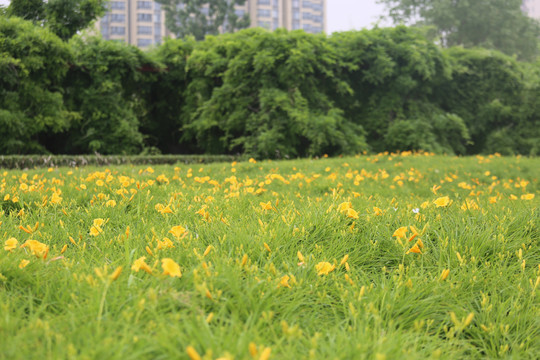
[437,47,539,155]
[140,38,196,154]
[0,17,74,154]
[329,27,470,155]
[0,16,538,157]
[49,37,158,155]
[179,29,368,158]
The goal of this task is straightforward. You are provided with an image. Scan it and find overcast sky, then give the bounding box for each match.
[0,0,388,33]
[328,0,387,32]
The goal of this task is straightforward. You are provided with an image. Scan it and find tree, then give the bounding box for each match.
[378,0,540,61]
[0,16,74,154]
[7,0,107,41]
[156,0,250,40]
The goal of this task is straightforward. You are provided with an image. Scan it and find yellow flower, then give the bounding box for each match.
[260,201,273,210]
[297,251,305,264]
[278,275,291,288]
[433,196,451,207]
[21,240,49,259]
[346,208,359,219]
[440,269,450,281]
[157,238,175,250]
[109,266,123,281]
[339,254,349,266]
[392,226,408,239]
[337,202,352,213]
[315,262,335,276]
[157,204,173,214]
[373,207,384,216]
[93,218,105,227]
[4,237,18,251]
[105,200,117,207]
[406,239,424,254]
[259,347,272,360]
[186,346,201,360]
[50,192,62,205]
[169,225,187,239]
[19,259,30,269]
[521,193,535,200]
[162,258,182,277]
[90,218,106,236]
[131,256,152,274]
[406,244,422,254]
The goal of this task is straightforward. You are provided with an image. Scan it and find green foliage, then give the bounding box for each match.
[54,37,158,155]
[0,16,538,157]
[140,38,197,154]
[157,0,250,40]
[0,156,539,358]
[8,0,107,41]
[180,28,367,158]
[378,0,540,61]
[0,16,73,154]
[329,27,469,155]
[437,47,539,155]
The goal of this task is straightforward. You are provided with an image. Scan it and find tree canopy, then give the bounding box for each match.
[377,0,540,61]
[7,0,107,40]
[156,0,250,40]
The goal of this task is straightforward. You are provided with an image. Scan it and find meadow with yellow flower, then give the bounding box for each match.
[0,153,538,359]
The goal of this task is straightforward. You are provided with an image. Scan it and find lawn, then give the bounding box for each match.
[0,153,538,359]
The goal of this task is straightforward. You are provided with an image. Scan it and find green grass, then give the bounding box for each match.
[0,153,538,359]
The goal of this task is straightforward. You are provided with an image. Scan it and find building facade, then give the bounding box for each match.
[98,1,171,48]
[97,0,326,48]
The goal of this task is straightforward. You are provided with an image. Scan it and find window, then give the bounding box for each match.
[111,26,125,35]
[155,24,162,37]
[273,19,279,30]
[137,13,152,22]
[138,26,152,35]
[137,1,152,9]
[111,14,125,22]
[292,21,300,30]
[293,11,300,20]
[292,0,299,9]
[235,9,245,17]
[154,13,161,22]
[258,0,270,4]
[258,9,271,18]
[138,38,153,47]
[111,1,125,10]
[154,2,161,11]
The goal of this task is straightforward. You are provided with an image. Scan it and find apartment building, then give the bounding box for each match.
[98,1,171,47]
[245,0,326,33]
[97,0,326,48]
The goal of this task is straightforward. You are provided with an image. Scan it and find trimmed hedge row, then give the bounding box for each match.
[0,155,243,169]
